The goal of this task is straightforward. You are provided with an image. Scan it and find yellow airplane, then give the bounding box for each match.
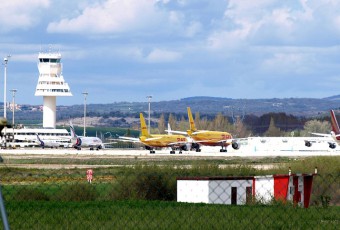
[170,107,240,152]
[119,113,188,154]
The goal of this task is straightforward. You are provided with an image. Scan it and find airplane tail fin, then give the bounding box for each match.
[140,113,150,137]
[36,133,43,145]
[187,107,197,131]
[69,121,77,138]
[330,110,340,135]
[167,123,172,135]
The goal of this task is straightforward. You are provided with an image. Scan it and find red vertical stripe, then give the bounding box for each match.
[273,176,289,201]
[303,176,314,208]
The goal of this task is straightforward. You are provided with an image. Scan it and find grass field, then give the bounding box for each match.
[5,200,340,229]
[0,155,339,228]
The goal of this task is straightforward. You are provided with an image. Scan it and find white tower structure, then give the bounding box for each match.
[35,52,72,128]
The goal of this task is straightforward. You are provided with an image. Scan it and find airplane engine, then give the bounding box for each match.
[329,143,336,149]
[305,141,312,147]
[145,146,152,150]
[232,142,240,150]
[191,143,200,151]
[180,144,190,151]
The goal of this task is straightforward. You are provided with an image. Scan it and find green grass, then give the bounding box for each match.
[5,200,340,229]
[0,156,339,228]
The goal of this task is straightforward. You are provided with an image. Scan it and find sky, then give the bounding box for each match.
[0,0,340,106]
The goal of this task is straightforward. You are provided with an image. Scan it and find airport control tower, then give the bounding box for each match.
[35,52,72,128]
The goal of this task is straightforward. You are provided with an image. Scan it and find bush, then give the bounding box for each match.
[55,184,98,201]
[110,165,176,201]
[14,187,50,201]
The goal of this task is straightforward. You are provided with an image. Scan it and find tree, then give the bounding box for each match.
[178,116,188,131]
[233,116,250,138]
[300,120,331,137]
[264,117,282,137]
[157,114,165,134]
[168,113,177,130]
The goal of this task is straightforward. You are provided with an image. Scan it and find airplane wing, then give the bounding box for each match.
[304,136,337,149]
[310,132,331,137]
[167,140,188,146]
[117,136,140,143]
[145,137,163,141]
[165,130,187,135]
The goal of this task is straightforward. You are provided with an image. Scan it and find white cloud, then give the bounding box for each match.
[47,0,166,34]
[0,0,50,33]
[146,48,182,63]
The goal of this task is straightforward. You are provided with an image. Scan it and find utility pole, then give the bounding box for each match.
[146,96,152,133]
[82,92,88,136]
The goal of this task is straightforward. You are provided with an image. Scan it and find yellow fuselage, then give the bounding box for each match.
[140,134,186,148]
[188,130,232,147]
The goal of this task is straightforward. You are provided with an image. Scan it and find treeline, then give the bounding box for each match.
[144,112,332,138]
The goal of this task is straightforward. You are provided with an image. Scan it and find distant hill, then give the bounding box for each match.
[57,95,340,117]
[11,95,340,127]
[323,95,340,101]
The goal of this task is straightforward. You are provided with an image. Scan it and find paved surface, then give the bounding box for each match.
[1,147,339,157]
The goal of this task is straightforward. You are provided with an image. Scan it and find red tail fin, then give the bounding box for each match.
[330,110,340,135]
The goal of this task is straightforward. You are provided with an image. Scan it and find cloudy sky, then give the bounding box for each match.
[0,0,340,106]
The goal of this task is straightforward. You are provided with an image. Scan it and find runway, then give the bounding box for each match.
[1,146,339,157]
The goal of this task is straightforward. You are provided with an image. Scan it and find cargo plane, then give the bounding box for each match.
[167,107,240,152]
[119,113,188,154]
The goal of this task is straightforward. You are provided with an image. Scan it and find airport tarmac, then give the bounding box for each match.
[0,146,339,157]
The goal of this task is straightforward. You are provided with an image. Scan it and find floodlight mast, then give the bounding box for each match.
[146,96,152,133]
[82,92,88,136]
[3,55,10,118]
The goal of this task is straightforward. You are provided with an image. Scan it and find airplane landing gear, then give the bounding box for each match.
[149,150,156,154]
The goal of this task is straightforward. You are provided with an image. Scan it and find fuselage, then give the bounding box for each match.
[188,130,232,147]
[72,136,103,148]
[140,134,186,148]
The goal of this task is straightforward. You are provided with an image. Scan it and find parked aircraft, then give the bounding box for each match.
[69,123,104,150]
[35,133,69,148]
[167,107,240,152]
[305,110,340,149]
[119,113,188,154]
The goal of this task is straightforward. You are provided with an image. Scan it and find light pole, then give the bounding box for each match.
[146,96,152,133]
[10,89,17,127]
[82,92,88,136]
[3,55,10,148]
[3,55,10,118]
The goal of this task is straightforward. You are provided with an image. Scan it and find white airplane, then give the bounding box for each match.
[35,133,69,149]
[69,123,104,150]
[305,110,340,149]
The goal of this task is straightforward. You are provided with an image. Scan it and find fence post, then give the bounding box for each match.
[0,185,10,230]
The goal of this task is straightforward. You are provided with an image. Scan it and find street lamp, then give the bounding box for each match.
[146,95,152,133]
[3,55,10,118]
[10,89,17,127]
[3,55,10,148]
[82,92,88,136]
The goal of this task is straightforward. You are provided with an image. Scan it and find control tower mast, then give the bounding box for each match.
[35,52,72,128]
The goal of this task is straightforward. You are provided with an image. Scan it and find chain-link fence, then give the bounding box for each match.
[0,158,339,229]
